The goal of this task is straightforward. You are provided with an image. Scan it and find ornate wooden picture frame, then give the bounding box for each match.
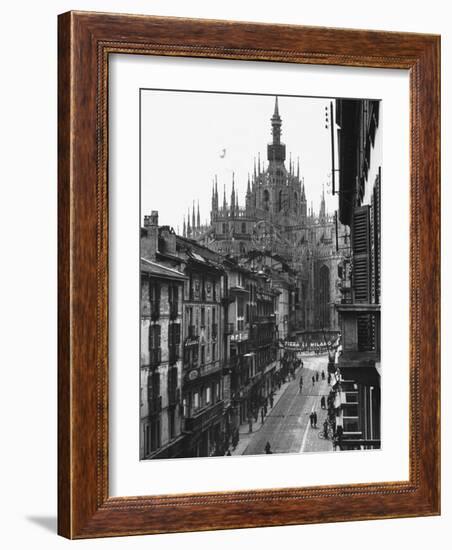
[58,11,440,539]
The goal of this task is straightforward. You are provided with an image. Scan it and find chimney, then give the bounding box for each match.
[159,227,176,255]
[141,210,159,260]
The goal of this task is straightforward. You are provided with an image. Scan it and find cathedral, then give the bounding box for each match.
[182,97,347,335]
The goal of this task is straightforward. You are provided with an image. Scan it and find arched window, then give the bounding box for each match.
[241,222,246,234]
[222,223,227,234]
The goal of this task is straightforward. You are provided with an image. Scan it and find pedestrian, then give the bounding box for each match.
[320,395,326,409]
[232,429,239,450]
[264,441,272,454]
[270,393,274,408]
[264,404,268,417]
[248,417,253,433]
[299,377,303,393]
[316,371,319,382]
[327,373,331,385]
[261,407,265,424]
[313,411,318,428]
[309,412,314,427]
[226,449,231,456]
[323,419,329,439]
[312,375,315,386]
[322,370,325,380]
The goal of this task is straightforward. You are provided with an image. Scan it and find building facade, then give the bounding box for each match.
[333,98,382,450]
[140,214,187,459]
[174,237,226,457]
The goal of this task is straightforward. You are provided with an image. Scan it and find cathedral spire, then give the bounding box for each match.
[319,184,326,222]
[192,201,196,231]
[223,184,227,211]
[197,201,200,229]
[215,175,219,207]
[230,173,236,213]
[271,96,282,145]
[183,215,186,237]
[268,96,286,162]
[246,173,252,211]
[187,208,191,236]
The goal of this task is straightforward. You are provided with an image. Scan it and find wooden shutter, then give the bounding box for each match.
[168,323,173,348]
[149,324,154,350]
[174,324,181,345]
[352,205,370,303]
[149,324,161,351]
[156,325,161,349]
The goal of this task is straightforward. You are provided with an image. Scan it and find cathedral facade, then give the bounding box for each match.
[183,97,347,336]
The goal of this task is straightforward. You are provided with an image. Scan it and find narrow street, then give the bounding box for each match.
[241,353,334,455]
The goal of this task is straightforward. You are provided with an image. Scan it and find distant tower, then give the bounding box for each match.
[197,201,201,229]
[246,174,252,210]
[230,173,236,215]
[223,184,227,212]
[300,177,307,222]
[267,96,286,163]
[183,216,186,237]
[319,185,326,223]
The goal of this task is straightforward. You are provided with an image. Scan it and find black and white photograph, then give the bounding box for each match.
[139,90,381,460]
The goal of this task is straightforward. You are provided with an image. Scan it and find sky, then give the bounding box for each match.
[141,90,338,232]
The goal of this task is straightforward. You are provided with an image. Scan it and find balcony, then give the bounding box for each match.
[149,348,161,367]
[184,400,224,433]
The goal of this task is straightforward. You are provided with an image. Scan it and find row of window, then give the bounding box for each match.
[149,323,181,366]
[220,222,248,235]
[186,275,218,302]
[186,306,217,339]
[146,280,180,321]
[182,381,221,417]
[255,347,277,371]
[143,378,223,456]
[184,342,217,366]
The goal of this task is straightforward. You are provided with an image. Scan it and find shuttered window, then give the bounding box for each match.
[149,281,161,320]
[149,324,161,350]
[352,206,370,303]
